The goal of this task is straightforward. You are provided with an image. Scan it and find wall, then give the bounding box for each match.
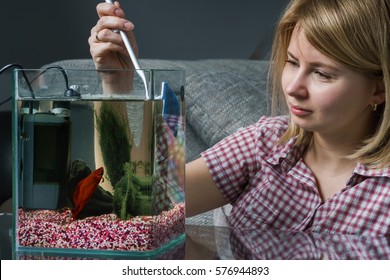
[0,0,288,110]
[1,0,289,65]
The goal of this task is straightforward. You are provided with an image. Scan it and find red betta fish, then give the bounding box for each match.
[72,167,104,219]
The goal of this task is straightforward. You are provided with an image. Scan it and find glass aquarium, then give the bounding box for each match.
[12,67,185,259]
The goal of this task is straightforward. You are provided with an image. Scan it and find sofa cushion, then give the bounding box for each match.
[183,60,271,148]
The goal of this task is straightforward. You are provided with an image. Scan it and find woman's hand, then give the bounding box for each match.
[89,1,137,71]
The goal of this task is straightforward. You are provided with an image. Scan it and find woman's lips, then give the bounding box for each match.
[290,104,312,116]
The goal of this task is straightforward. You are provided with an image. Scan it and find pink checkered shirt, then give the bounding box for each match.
[230,227,390,259]
[201,116,390,236]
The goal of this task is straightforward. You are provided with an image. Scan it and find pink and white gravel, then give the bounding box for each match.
[17,203,185,252]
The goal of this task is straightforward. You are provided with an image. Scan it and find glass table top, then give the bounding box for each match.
[1,213,389,260]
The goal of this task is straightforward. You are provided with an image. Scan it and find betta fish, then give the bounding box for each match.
[72,167,104,219]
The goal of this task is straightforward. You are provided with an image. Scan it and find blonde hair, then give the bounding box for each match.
[269,0,390,167]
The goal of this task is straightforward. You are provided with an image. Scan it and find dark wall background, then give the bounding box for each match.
[1,0,288,66]
[0,0,289,109]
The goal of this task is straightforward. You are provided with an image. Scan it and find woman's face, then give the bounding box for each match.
[281,26,379,139]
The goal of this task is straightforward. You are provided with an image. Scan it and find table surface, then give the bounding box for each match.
[1,213,389,260]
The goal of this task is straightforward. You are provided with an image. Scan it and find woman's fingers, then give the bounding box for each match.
[90,38,129,60]
[89,1,138,70]
[96,2,125,18]
[96,16,134,33]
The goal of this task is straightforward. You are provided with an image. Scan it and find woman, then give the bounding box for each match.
[90,0,390,236]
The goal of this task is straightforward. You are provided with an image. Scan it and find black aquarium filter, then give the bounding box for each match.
[20,105,71,210]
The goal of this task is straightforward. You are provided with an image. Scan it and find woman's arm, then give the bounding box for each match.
[185,157,227,217]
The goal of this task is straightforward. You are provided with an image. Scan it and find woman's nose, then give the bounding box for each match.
[285,71,309,99]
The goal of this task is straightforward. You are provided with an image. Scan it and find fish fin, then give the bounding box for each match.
[72,167,104,219]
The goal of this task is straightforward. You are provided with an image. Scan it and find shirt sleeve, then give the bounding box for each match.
[201,116,288,204]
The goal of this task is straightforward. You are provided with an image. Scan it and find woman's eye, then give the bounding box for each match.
[315,70,332,80]
[286,59,298,67]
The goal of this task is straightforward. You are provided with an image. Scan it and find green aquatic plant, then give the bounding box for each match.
[130,160,152,176]
[95,102,132,186]
[113,162,152,219]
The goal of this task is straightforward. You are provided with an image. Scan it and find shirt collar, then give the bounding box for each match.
[354,162,390,179]
[265,139,390,179]
[265,136,305,172]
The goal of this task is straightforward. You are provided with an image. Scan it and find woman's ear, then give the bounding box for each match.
[372,79,386,106]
